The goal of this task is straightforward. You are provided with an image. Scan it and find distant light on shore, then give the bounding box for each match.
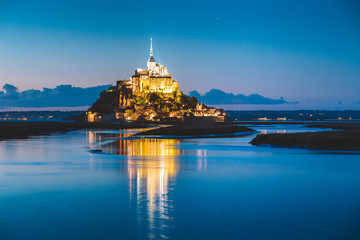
[0,106,90,112]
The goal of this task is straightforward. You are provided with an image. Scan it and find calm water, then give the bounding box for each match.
[0,125,359,240]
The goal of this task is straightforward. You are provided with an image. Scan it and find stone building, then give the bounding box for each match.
[130,38,179,97]
[85,39,228,123]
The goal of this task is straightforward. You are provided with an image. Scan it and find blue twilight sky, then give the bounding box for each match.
[0,0,359,110]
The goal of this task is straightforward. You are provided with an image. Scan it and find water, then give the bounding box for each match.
[0,125,359,240]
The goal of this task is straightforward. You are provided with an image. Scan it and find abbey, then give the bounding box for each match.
[130,38,179,97]
[85,39,227,122]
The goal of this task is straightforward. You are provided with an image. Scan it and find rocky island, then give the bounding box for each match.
[85,39,228,123]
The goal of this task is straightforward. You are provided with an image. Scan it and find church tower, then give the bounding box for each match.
[147,38,156,70]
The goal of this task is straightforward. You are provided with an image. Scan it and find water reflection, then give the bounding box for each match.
[128,155,177,239]
[2,128,359,239]
[108,138,181,156]
[260,129,287,134]
[104,137,182,239]
[86,130,134,149]
[87,132,210,239]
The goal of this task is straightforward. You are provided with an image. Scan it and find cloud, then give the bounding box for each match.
[1,84,19,100]
[0,84,112,108]
[189,89,297,105]
[0,84,296,108]
[3,84,18,94]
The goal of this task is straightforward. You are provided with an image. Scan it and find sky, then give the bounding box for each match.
[0,0,359,110]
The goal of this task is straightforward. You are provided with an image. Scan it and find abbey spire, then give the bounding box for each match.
[150,38,153,57]
[148,38,156,64]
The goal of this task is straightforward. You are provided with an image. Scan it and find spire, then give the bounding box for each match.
[148,38,156,63]
[150,38,153,57]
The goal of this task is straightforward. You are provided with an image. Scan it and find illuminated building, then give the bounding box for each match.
[130,38,179,97]
[85,39,227,122]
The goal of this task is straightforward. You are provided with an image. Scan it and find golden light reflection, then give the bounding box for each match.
[86,130,135,150]
[260,130,287,134]
[117,138,180,156]
[128,156,177,239]
[97,136,181,239]
[87,131,208,239]
[125,139,179,239]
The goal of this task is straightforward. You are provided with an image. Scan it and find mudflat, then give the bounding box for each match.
[251,122,360,151]
[0,122,152,140]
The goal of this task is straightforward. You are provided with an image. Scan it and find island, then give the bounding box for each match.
[250,122,360,151]
[84,39,229,123]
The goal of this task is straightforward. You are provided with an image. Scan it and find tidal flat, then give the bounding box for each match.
[0,122,153,140]
[0,124,359,240]
[251,122,360,151]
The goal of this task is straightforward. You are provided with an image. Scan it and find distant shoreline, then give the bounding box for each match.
[1,110,360,122]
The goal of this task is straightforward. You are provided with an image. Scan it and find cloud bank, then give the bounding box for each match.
[189,89,296,105]
[0,84,112,108]
[0,84,296,108]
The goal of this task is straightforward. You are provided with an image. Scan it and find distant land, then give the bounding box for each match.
[226,110,360,121]
[0,111,85,121]
[0,110,359,122]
